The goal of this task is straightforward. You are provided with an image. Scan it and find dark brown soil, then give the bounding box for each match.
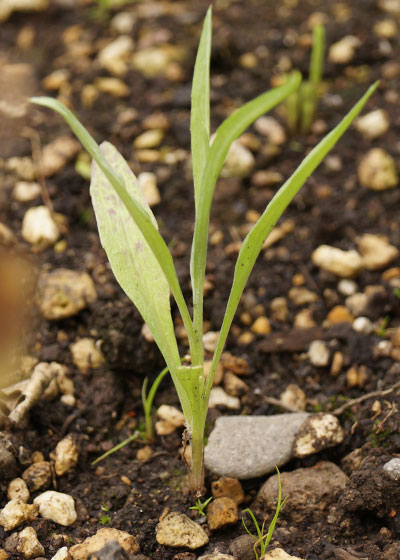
[1,0,400,559]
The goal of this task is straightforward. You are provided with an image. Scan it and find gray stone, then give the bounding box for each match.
[204,413,309,479]
[256,461,348,522]
[383,458,400,481]
[229,534,256,560]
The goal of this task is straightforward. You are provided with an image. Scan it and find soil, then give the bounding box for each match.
[1,0,400,559]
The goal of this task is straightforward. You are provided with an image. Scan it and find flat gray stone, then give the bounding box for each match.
[204,413,309,479]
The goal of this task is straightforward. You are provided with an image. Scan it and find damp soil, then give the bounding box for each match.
[1,0,400,558]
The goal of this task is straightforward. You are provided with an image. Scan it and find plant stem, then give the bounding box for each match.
[189,427,205,497]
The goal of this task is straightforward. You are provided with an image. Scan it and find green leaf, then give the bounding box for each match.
[191,6,212,208]
[30,97,197,357]
[190,72,302,349]
[206,81,379,394]
[309,23,325,87]
[91,142,181,371]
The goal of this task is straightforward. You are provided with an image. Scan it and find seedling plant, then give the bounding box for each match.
[32,7,377,496]
[242,469,288,560]
[286,23,326,134]
[189,496,213,517]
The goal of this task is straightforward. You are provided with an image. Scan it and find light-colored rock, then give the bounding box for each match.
[337,279,357,296]
[280,384,307,411]
[0,0,48,22]
[294,309,316,329]
[51,547,71,560]
[13,181,41,202]
[354,109,390,139]
[293,413,344,457]
[0,549,8,560]
[5,527,44,559]
[329,35,360,64]
[157,405,185,427]
[0,499,38,531]
[211,477,244,505]
[70,338,104,373]
[357,233,399,270]
[41,136,80,177]
[38,269,97,320]
[203,331,219,353]
[312,245,364,277]
[138,172,161,206]
[358,148,398,191]
[383,458,400,481]
[251,316,271,335]
[5,156,35,180]
[289,287,318,306]
[204,413,309,479]
[54,435,79,476]
[308,340,330,367]
[136,445,153,462]
[34,491,77,526]
[7,478,29,503]
[21,206,60,247]
[22,461,51,492]
[352,316,374,335]
[223,371,248,397]
[155,419,177,436]
[207,497,238,531]
[132,45,185,78]
[257,461,348,521]
[221,139,255,178]
[208,387,240,410]
[270,297,289,322]
[263,549,304,560]
[134,129,164,149]
[97,36,134,76]
[156,512,209,549]
[254,116,286,145]
[70,528,139,560]
[42,69,70,91]
[379,0,400,15]
[345,292,369,317]
[95,77,130,98]
[111,11,136,34]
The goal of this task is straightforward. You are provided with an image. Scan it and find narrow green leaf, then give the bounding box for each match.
[206,81,379,394]
[309,24,325,87]
[190,72,302,351]
[30,97,197,357]
[91,142,181,371]
[191,6,212,208]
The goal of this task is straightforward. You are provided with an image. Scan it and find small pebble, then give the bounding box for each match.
[308,340,330,367]
[34,491,77,526]
[312,245,363,277]
[355,109,389,139]
[208,387,240,410]
[7,478,29,503]
[206,497,238,531]
[358,148,398,191]
[211,477,244,505]
[155,513,208,549]
[54,435,79,476]
[383,458,400,481]
[22,462,51,492]
[352,316,374,335]
[0,499,38,531]
[21,206,60,247]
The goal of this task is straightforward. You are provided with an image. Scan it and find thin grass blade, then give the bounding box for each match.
[190,72,302,350]
[191,6,212,208]
[206,81,379,394]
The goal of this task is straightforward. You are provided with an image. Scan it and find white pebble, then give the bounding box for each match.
[308,340,330,367]
[33,491,77,526]
[21,206,60,247]
[352,316,374,335]
[338,279,358,296]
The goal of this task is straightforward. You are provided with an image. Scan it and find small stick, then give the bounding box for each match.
[263,396,301,413]
[332,380,400,416]
[22,127,54,211]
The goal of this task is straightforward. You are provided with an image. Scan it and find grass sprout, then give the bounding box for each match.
[31,7,377,496]
[286,23,326,134]
[142,364,170,443]
[242,469,288,560]
[189,496,213,517]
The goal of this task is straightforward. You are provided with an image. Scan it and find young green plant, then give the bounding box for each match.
[142,364,170,443]
[286,23,326,134]
[31,7,377,496]
[189,496,213,517]
[242,469,287,560]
